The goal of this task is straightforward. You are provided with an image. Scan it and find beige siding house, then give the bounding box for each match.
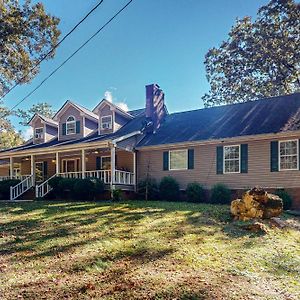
[1,84,300,208]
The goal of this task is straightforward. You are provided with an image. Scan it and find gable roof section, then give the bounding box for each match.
[53,100,98,121]
[138,93,300,147]
[0,111,146,155]
[92,99,133,119]
[128,108,145,117]
[28,113,58,127]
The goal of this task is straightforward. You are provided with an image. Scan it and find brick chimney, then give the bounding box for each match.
[145,83,166,133]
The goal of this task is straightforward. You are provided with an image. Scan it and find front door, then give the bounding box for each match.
[35,162,44,183]
[62,159,78,173]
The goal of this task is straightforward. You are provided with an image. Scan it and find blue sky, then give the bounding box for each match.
[6,0,267,133]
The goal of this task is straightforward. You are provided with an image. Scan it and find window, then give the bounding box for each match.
[169,149,187,170]
[224,145,240,173]
[101,156,111,170]
[101,115,112,130]
[66,115,76,135]
[35,127,44,139]
[279,140,298,170]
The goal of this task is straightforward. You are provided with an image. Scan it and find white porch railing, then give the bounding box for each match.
[114,170,134,185]
[10,175,34,201]
[0,175,31,181]
[34,169,135,198]
[35,174,57,198]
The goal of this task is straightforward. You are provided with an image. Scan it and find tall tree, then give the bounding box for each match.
[0,101,23,149]
[17,102,56,126]
[203,0,300,107]
[0,0,60,149]
[0,0,60,96]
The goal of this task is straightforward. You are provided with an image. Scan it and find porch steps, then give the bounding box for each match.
[19,187,36,200]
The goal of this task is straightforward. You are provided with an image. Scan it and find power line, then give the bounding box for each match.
[0,0,105,101]
[8,0,133,113]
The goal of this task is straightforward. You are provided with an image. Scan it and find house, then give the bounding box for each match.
[1,84,300,209]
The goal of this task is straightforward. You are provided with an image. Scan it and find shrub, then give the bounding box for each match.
[112,188,122,201]
[275,189,293,210]
[210,183,231,204]
[73,178,95,200]
[186,182,206,203]
[93,179,105,197]
[137,177,159,200]
[159,176,180,201]
[48,176,63,197]
[57,178,79,199]
[0,179,21,200]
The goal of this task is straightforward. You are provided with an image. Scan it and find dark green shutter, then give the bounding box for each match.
[163,151,169,171]
[62,123,66,135]
[270,141,279,172]
[76,121,80,134]
[43,161,48,179]
[216,146,223,174]
[240,144,248,173]
[96,157,101,170]
[188,149,194,169]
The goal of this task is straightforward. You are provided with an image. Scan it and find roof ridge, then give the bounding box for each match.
[169,92,300,116]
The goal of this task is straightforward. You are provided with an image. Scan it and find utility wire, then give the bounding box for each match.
[8,0,133,113]
[0,0,105,101]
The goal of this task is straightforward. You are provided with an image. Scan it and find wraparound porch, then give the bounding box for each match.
[0,143,136,200]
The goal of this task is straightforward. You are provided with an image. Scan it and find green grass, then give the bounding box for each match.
[0,200,299,300]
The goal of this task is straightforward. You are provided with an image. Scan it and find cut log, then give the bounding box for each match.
[231,187,283,221]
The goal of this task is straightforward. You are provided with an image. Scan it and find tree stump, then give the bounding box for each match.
[231,187,283,221]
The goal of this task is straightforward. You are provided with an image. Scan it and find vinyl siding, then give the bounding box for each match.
[58,106,83,141]
[137,137,300,189]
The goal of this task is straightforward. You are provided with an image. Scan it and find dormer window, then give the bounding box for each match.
[66,116,76,135]
[101,115,112,130]
[35,127,44,139]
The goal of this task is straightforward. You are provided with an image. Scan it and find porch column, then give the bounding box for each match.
[110,145,116,189]
[56,152,60,174]
[31,154,35,182]
[81,149,86,179]
[9,157,13,179]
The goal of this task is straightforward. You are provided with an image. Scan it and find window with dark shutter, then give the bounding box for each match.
[270,141,279,172]
[188,149,194,169]
[216,146,223,174]
[163,152,169,171]
[240,144,248,173]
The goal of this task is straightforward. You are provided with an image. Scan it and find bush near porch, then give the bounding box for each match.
[0,200,299,299]
[47,177,105,201]
[0,179,21,200]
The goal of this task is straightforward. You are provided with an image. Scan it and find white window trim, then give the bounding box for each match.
[279,139,299,171]
[61,158,80,172]
[34,127,44,139]
[101,156,111,169]
[66,115,76,135]
[223,144,241,174]
[169,149,188,171]
[101,115,112,130]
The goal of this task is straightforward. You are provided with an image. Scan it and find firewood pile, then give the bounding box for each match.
[231,187,283,221]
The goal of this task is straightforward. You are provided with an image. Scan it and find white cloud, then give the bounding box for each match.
[115,102,129,112]
[23,127,33,140]
[104,90,113,103]
[103,89,129,112]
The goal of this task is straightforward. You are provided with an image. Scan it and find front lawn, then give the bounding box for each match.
[0,201,299,300]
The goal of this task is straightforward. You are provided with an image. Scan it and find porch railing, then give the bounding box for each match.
[114,170,134,185]
[35,174,57,198]
[10,175,34,201]
[0,175,31,181]
[35,169,135,198]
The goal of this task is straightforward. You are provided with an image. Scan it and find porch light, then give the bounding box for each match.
[52,159,56,163]
[94,150,99,154]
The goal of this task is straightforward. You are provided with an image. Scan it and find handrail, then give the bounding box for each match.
[0,175,31,181]
[35,174,57,198]
[10,175,34,201]
[114,170,134,185]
